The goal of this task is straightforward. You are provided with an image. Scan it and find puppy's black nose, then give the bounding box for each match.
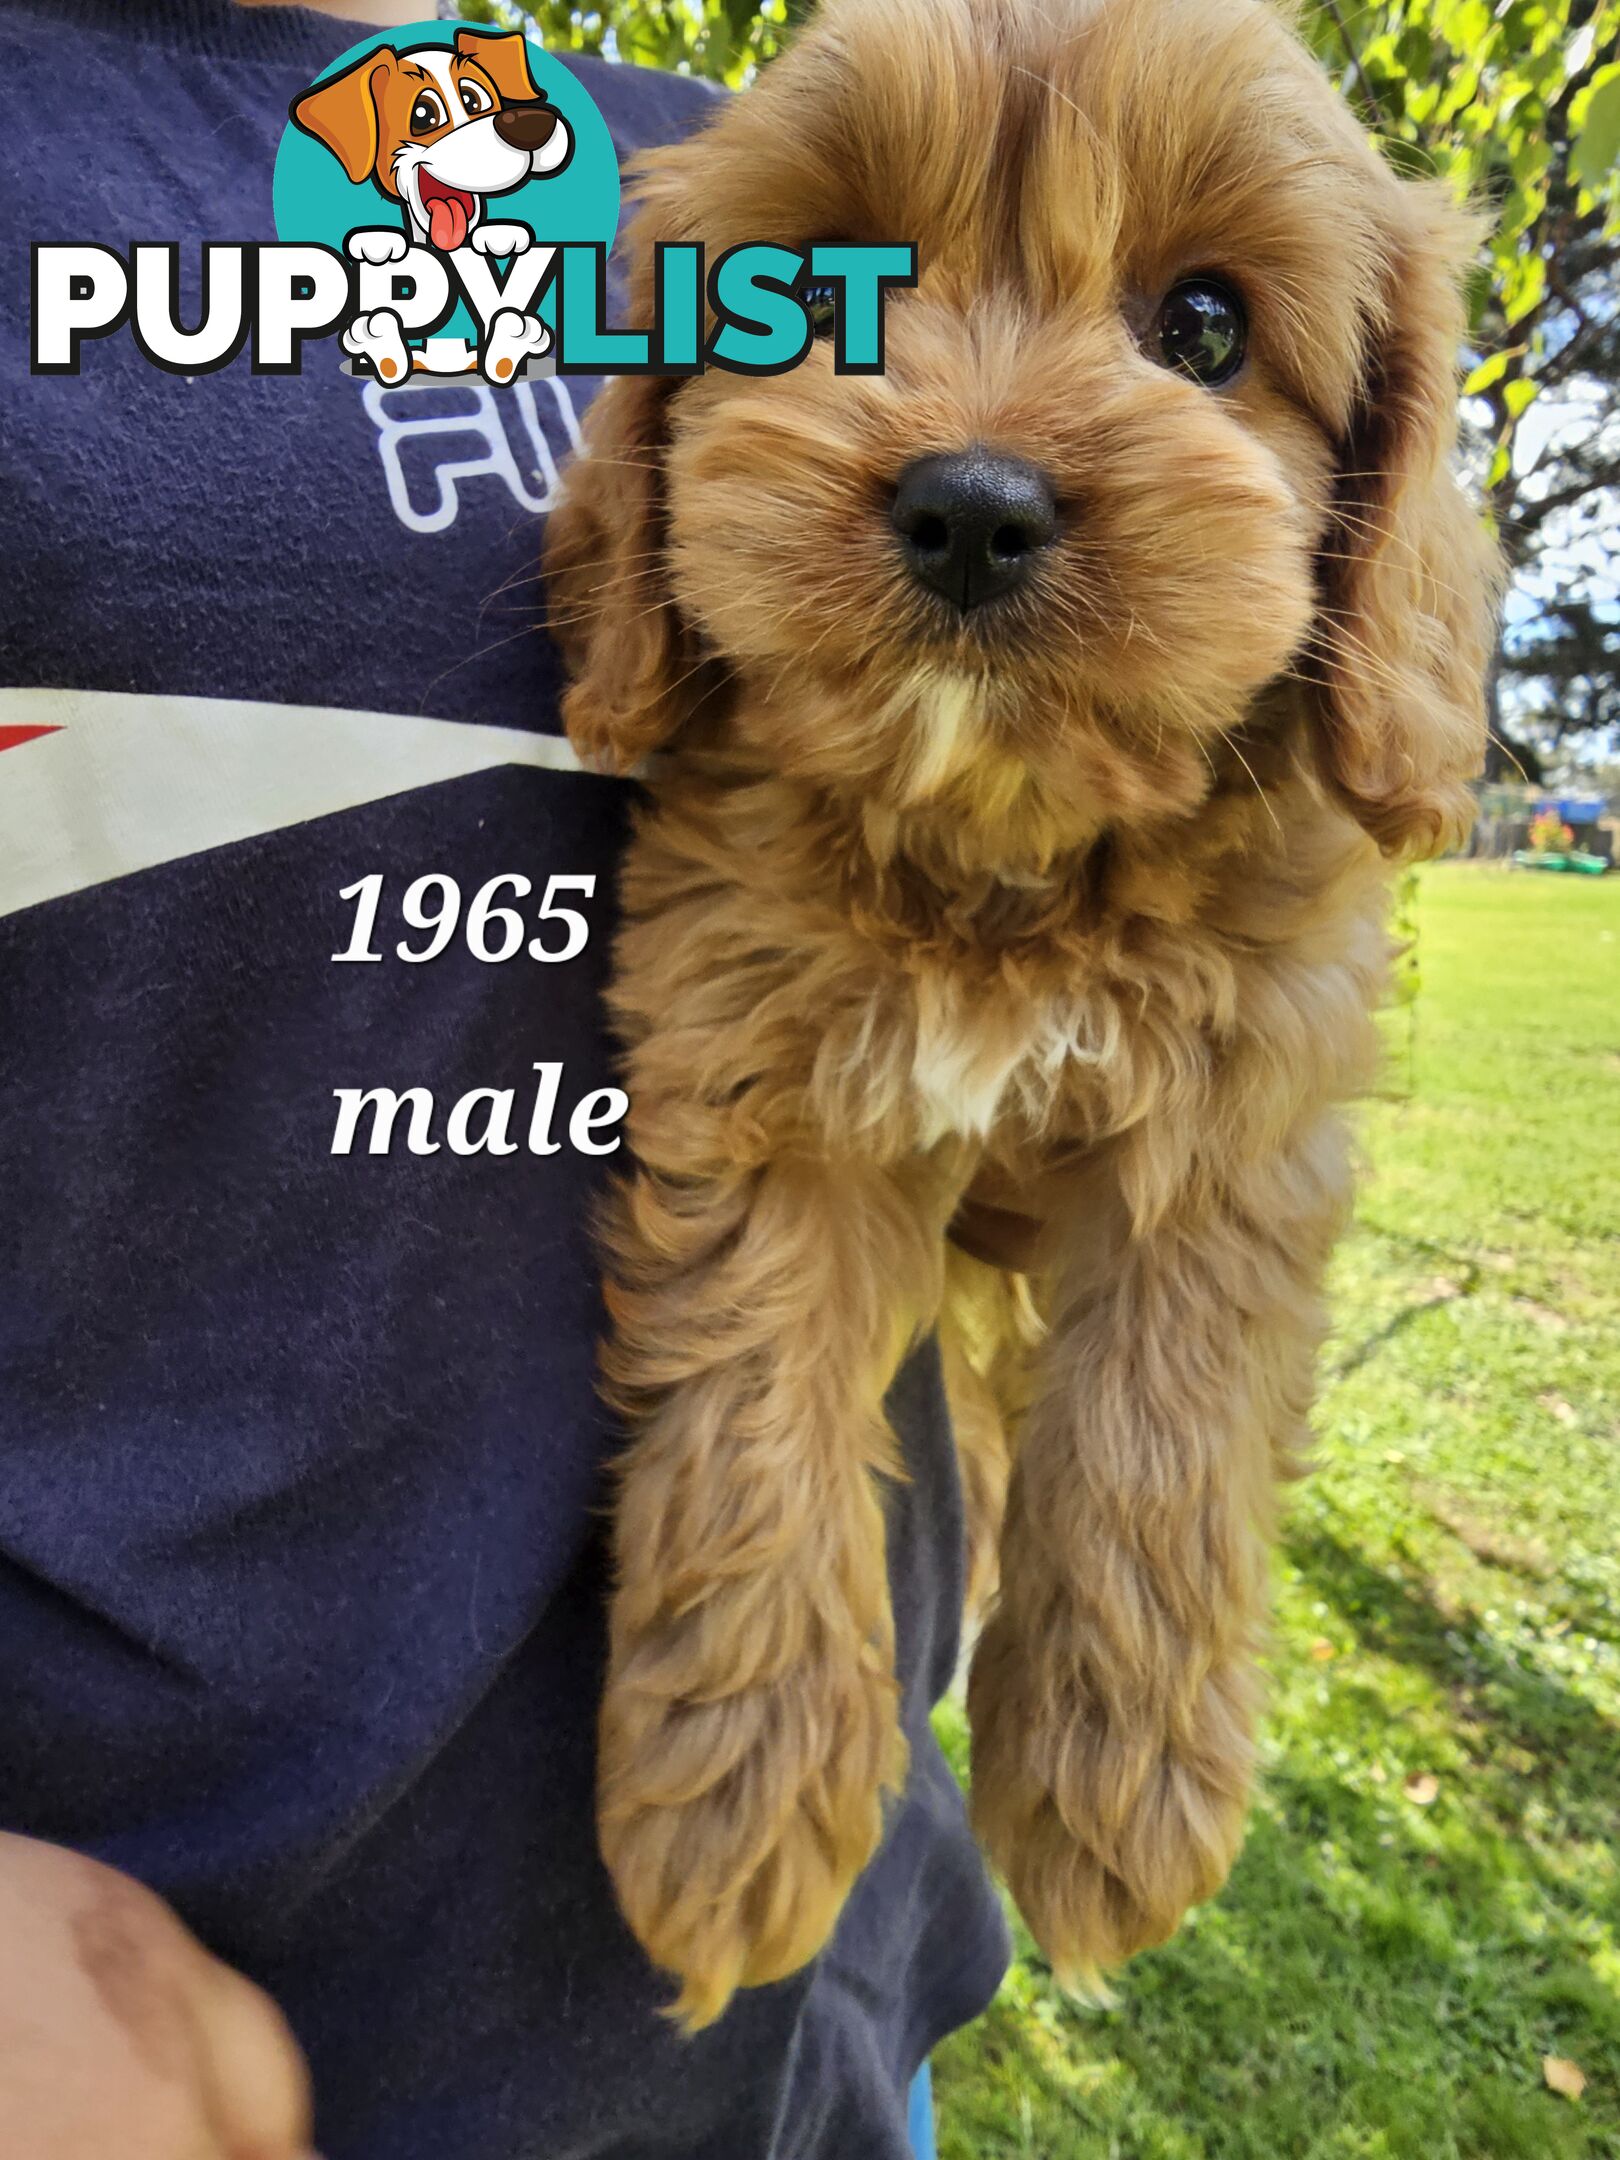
[890,449,1058,611]
[493,101,561,153]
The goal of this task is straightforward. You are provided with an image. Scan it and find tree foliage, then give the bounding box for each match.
[1297,0,1620,765]
[456,0,808,83]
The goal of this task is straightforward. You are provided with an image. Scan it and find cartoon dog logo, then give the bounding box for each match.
[291,28,571,381]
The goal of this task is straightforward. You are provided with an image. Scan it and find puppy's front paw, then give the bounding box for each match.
[345,228,409,266]
[968,1618,1255,1983]
[599,1625,905,2029]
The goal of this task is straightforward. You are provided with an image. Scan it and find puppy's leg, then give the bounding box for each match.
[939,1243,1044,1626]
[598,1150,944,2029]
[968,1110,1350,1981]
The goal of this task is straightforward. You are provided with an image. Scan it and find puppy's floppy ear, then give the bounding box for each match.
[545,160,720,773]
[1311,184,1501,858]
[546,376,701,773]
[291,50,395,186]
[454,28,542,107]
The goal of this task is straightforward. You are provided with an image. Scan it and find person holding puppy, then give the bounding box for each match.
[0,0,1006,2155]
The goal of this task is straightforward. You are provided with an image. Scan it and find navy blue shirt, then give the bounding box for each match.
[0,4,1008,2156]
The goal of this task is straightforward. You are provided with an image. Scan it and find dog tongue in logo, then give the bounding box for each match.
[422,178,471,252]
[429,195,468,250]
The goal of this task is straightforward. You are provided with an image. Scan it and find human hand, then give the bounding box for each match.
[0,1832,316,2159]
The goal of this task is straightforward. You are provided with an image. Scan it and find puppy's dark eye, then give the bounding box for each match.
[410,91,447,135]
[1154,277,1246,387]
[801,281,839,337]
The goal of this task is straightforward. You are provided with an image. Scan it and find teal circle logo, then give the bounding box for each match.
[273,20,619,382]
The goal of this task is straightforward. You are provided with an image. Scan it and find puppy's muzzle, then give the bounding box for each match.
[890,448,1058,612]
[493,100,563,154]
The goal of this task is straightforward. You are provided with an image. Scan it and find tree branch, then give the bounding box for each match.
[1508,463,1620,537]
[1321,0,1396,130]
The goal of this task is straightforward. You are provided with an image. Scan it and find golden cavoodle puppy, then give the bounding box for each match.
[545,0,1499,2029]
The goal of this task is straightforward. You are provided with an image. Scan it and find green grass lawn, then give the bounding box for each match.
[935,863,1620,2160]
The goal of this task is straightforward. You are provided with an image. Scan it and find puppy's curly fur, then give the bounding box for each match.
[545,0,1500,2029]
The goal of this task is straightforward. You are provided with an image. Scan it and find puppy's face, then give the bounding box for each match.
[550,0,1497,862]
